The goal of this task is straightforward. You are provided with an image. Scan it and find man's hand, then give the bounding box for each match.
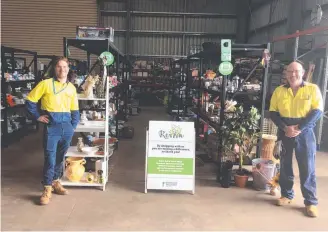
[284,125,301,138]
[37,115,49,124]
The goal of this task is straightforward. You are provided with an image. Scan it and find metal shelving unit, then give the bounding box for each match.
[63,37,131,124]
[173,42,270,180]
[60,77,111,191]
[167,58,195,119]
[1,46,39,148]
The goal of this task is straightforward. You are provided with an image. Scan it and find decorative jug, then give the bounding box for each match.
[65,157,86,182]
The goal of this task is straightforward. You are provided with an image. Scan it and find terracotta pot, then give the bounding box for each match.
[65,157,86,182]
[234,174,249,188]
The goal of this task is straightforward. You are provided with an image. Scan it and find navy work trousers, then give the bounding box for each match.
[279,128,318,206]
[42,122,74,186]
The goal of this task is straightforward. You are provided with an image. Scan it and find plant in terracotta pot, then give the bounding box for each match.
[221,106,261,188]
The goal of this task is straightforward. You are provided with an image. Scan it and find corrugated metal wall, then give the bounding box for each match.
[131,36,183,56]
[101,0,126,54]
[248,0,289,57]
[247,0,328,58]
[249,4,271,31]
[100,0,237,57]
[132,0,184,11]
[129,0,236,13]
[1,0,98,61]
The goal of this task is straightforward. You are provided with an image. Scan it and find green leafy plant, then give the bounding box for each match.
[151,63,163,77]
[221,106,261,175]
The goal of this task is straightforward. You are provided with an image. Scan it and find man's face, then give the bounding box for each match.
[286,62,304,87]
[55,60,69,79]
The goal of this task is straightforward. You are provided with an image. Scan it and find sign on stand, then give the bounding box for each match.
[145,121,195,194]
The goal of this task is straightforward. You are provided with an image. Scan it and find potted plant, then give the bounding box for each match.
[151,63,162,77]
[221,106,261,188]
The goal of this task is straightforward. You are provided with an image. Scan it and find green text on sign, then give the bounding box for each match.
[147,157,194,175]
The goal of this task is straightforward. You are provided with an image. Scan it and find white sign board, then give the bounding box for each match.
[145,121,195,194]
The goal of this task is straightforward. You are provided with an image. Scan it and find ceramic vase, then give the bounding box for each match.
[77,137,84,152]
[65,157,86,182]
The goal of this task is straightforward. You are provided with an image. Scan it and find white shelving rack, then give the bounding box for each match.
[60,75,111,191]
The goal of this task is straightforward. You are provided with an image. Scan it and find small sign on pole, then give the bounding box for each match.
[145,121,195,194]
[99,51,115,66]
[221,39,232,62]
[218,61,234,75]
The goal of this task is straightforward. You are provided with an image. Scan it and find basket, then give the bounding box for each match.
[261,134,277,160]
[262,118,278,136]
[261,118,278,160]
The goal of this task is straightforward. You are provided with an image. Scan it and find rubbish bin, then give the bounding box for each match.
[221,160,233,188]
[252,158,276,190]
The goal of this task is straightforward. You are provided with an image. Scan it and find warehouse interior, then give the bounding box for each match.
[1,0,328,230]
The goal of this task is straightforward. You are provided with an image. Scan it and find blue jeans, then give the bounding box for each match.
[42,122,74,186]
[279,128,318,206]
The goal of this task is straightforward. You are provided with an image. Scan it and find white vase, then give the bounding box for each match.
[77,137,84,152]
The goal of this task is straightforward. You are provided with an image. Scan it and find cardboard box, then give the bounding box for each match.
[76,26,114,42]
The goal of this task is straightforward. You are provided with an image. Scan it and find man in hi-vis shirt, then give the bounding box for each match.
[269,61,323,217]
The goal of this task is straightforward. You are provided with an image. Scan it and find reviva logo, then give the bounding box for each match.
[158,125,184,139]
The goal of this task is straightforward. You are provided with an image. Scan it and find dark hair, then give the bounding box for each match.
[55,57,69,66]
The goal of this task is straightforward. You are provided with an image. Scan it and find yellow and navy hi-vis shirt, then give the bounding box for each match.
[269,82,323,130]
[26,78,80,128]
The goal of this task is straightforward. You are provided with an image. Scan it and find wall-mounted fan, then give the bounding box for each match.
[311,4,323,26]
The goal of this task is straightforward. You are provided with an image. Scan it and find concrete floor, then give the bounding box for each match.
[1,106,328,231]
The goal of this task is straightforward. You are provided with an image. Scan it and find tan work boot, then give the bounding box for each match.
[306,205,318,217]
[52,180,68,195]
[40,186,52,205]
[276,197,293,206]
